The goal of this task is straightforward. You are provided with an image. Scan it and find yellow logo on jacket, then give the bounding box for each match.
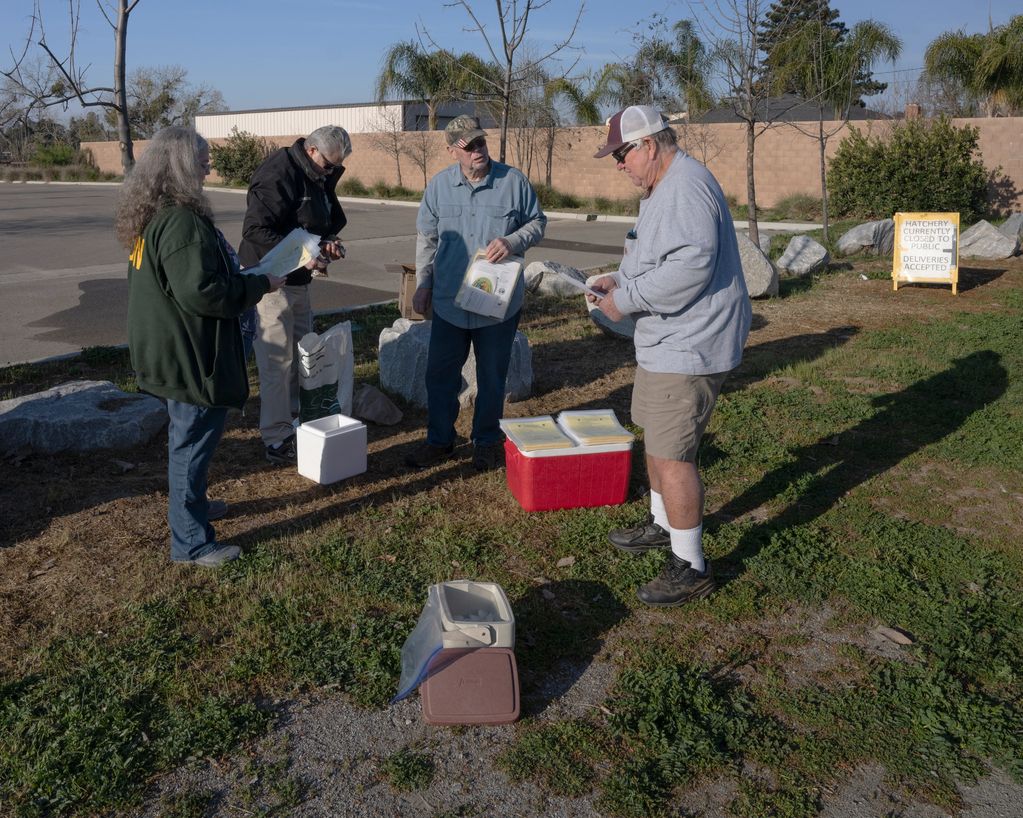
[129,237,145,270]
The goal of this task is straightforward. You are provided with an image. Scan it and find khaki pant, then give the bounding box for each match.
[254,284,312,446]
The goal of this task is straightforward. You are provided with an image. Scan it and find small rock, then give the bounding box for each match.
[556,556,576,568]
[874,626,914,645]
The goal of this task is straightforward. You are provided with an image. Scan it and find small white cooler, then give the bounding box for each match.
[296,414,367,484]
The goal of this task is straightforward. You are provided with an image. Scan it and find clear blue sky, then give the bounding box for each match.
[2,0,1018,114]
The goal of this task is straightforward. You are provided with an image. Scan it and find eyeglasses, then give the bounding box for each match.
[314,147,342,173]
[611,141,640,164]
[460,137,487,153]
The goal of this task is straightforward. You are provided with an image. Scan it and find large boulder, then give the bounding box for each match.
[0,380,167,456]
[378,318,532,409]
[997,213,1023,242]
[837,219,895,257]
[584,274,636,339]
[529,260,591,298]
[777,235,830,277]
[960,220,1020,259]
[735,231,778,297]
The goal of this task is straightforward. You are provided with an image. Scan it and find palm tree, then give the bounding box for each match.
[773,19,901,241]
[535,72,610,186]
[924,15,1023,116]
[375,41,497,130]
[602,19,714,116]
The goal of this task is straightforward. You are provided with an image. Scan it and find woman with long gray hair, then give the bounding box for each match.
[116,125,285,566]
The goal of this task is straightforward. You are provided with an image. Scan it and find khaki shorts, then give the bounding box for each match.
[631,367,729,461]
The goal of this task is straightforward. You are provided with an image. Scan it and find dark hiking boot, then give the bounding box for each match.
[636,554,715,607]
[404,441,455,469]
[207,499,228,521]
[265,435,297,466]
[608,515,671,553]
[472,443,501,472]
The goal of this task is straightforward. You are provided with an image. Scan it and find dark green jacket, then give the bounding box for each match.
[127,206,270,408]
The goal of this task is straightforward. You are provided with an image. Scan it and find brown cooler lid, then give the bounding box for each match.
[421,648,519,725]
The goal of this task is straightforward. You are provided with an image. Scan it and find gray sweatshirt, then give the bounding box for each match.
[612,150,751,375]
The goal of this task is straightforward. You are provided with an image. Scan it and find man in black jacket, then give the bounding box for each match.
[239,125,351,464]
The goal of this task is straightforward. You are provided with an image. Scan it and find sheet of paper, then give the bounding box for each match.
[557,271,605,299]
[242,228,321,277]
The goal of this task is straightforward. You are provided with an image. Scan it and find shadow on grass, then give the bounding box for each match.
[711,350,1007,577]
[511,579,628,716]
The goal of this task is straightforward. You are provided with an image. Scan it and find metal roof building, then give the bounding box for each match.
[195,100,495,139]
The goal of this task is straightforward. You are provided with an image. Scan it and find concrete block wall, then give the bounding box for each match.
[81,114,1023,211]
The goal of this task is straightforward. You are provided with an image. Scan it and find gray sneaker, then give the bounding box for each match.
[636,555,715,607]
[192,545,241,567]
[608,515,671,553]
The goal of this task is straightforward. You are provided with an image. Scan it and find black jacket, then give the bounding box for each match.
[238,138,347,286]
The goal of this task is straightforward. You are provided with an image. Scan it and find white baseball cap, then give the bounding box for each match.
[594,105,668,158]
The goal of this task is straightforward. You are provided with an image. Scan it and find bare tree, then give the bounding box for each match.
[401,128,435,189]
[771,18,900,241]
[2,0,143,173]
[678,120,725,166]
[431,0,585,162]
[691,0,785,248]
[366,107,406,187]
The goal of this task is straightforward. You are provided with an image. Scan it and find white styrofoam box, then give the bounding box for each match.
[296,414,367,484]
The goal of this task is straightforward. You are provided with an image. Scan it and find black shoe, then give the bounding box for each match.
[404,441,454,469]
[472,443,501,472]
[608,515,671,553]
[636,555,715,607]
[265,435,297,465]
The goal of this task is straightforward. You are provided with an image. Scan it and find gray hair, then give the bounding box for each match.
[115,125,212,250]
[307,125,352,162]
[651,126,679,150]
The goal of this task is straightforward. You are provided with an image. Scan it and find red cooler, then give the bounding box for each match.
[504,439,632,512]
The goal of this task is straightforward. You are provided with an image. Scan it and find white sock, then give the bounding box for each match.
[669,524,705,573]
[650,491,669,531]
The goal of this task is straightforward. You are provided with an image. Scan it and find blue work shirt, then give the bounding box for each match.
[415,160,546,329]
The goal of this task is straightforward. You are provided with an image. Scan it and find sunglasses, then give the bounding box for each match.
[460,137,487,153]
[611,141,640,164]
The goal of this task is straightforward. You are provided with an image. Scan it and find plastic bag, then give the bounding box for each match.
[392,589,445,703]
[297,321,354,423]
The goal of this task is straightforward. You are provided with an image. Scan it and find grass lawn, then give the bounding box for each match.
[1,257,1021,817]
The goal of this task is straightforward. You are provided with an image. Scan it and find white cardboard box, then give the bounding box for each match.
[296,414,367,484]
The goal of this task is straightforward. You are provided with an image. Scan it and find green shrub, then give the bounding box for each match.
[210,128,271,186]
[339,177,368,196]
[534,183,582,210]
[772,193,822,221]
[33,143,76,167]
[827,118,990,222]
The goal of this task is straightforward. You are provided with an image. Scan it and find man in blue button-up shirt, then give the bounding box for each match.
[405,115,547,472]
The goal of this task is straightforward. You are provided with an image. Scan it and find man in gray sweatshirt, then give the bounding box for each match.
[589,105,751,606]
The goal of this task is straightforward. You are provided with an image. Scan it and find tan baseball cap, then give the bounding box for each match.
[445,115,486,147]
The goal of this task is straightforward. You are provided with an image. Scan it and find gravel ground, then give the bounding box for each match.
[141,655,1023,818]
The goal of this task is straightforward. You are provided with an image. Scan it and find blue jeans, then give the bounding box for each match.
[240,306,257,363]
[167,399,228,561]
[425,312,521,447]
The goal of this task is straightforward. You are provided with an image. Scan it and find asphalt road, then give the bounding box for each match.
[0,182,634,365]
